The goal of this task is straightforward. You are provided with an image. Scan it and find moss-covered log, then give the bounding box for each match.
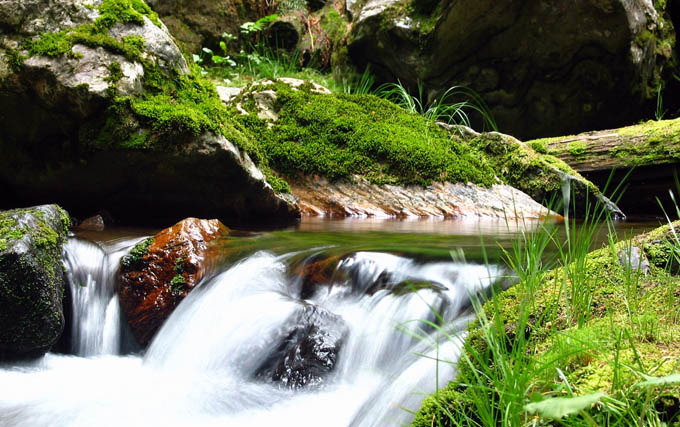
[528,119,680,215]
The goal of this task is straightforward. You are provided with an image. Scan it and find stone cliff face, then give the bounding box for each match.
[347,0,677,139]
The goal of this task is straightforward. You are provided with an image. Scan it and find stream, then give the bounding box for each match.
[0,217,659,427]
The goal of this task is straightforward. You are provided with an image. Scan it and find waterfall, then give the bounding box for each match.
[0,237,504,427]
[63,237,145,356]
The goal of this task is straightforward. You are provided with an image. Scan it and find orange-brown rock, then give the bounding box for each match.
[118,218,229,346]
[291,254,344,299]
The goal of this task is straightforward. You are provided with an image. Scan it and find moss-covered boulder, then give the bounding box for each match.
[348,0,676,140]
[529,118,680,216]
[225,79,620,218]
[413,221,680,426]
[0,204,71,360]
[0,0,299,226]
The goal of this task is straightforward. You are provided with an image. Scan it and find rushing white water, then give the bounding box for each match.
[63,237,145,356]
[0,239,504,427]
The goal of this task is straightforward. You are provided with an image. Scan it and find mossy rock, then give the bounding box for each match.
[0,204,71,360]
[0,0,299,225]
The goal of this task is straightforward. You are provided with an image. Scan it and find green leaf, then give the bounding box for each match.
[219,41,227,54]
[524,392,606,419]
[202,47,213,55]
[192,54,202,64]
[635,373,680,387]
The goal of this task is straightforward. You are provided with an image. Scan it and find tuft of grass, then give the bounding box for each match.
[375,80,498,132]
[413,191,680,426]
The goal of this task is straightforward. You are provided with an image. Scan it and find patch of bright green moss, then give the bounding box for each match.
[238,82,496,186]
[96,0,161,29]
[611,119,680,166]
[0,216,22,252]
[26,26,146,63]
[120,237,153,270]
[170,274,186,295]
[568,140,587,156]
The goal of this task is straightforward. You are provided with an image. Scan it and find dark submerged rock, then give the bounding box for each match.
[0,204,71,360]
[256,304,349,389]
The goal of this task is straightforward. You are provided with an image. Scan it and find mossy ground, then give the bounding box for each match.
[413,221,680,426]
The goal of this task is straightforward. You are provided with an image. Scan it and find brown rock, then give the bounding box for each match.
[76,215,106,232]
[117,217,229,346]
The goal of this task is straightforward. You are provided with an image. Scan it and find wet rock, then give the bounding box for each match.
[0,204,71,359]
[618,246,650,276]
[290,253,345,300]
[348,0,676,139]
[256,304,348,389]
[117,217,229,346]
[76,215,106,232]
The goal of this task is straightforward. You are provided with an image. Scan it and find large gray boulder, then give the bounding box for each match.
[348,0,676,139]
[0,0,299,225]
[0,205,71,360]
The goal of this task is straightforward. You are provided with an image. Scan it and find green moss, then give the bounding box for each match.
[26,31,76,57]
[120,237,153,270]
[0,216,21,252]
[174,256,186,274]
[467,133,595,201]
[96,0,161,29]
[320,10,347,43]
[527,139,548,154]
[611,119,680,166]
[170,274,186,295]
[568,140,587,156]
[0,206,68,355]
[3,48,26,72]
[239,82,496,186]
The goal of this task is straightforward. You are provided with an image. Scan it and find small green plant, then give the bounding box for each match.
[193,33,237,67]
[340,66,375,95]
[655,82,667,121]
